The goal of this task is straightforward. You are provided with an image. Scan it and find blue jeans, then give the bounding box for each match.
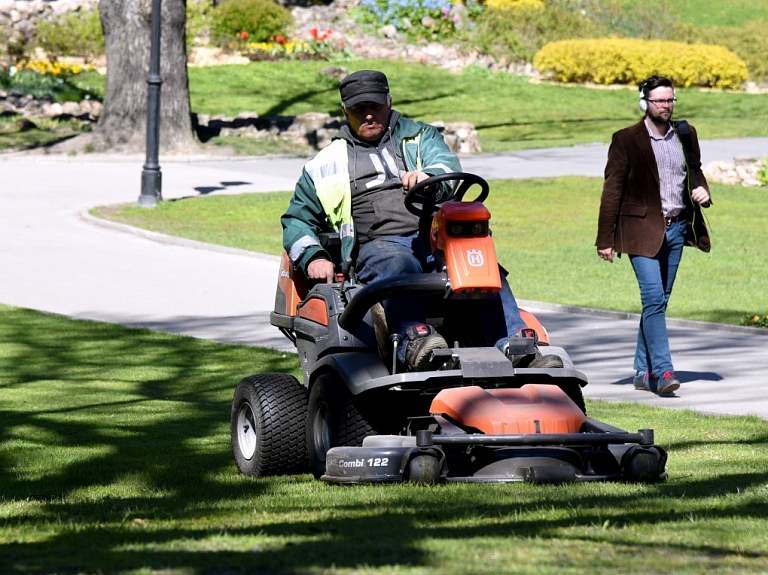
[355,234,526,360]
[628,219,686,376]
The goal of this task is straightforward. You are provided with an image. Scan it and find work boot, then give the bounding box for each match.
[528,353,565,369]
[504,328,564,369]
[404,324,448,371]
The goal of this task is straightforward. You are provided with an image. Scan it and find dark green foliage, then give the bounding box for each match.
[211,0,294,45]
[467,2,605,64]
[741,314,768,328]
[0,68,100,103]
[34,9,104,63]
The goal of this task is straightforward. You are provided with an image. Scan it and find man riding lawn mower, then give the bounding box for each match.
[230,173,668,485]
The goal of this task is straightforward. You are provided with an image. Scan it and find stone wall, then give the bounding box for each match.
[703,157,767,187]
[3,84,481,155]
[195,111,482,154]
[1,90,100,120]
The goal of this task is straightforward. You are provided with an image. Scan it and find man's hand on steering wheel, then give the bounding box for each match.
[401,170,430,191]
[307,258,335,283]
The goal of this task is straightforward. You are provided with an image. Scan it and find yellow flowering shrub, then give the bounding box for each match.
[18,60,95,76]
[484,0,544,10]
[533,38,748,89]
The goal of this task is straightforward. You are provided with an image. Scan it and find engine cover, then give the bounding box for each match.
[430,385,586,434]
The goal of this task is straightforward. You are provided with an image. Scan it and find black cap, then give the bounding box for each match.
[339,70,389,108]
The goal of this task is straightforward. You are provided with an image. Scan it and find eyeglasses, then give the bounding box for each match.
[647,98,676,106]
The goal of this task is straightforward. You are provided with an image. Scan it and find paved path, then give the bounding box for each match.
[2,139,767,419]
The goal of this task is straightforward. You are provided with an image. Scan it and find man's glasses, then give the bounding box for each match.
[647,98,676,106]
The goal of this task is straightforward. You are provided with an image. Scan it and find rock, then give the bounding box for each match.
[187,46,249,67]
[60,101,80,115]
[436,121,482,154]
[703,157,766,187]
[319,66,348,81]
[43,102,64,117]
[377,25,398,40]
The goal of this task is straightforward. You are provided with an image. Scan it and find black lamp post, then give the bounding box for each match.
[138,0,163,207]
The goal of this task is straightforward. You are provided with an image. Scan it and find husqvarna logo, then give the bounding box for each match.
[467,249,484,267]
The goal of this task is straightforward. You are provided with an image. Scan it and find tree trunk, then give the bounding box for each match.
[90,0,197,153]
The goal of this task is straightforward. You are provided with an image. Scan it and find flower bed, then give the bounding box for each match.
[741,314,768,328]
[240,28,353,61]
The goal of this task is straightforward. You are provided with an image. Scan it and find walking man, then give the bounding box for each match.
[595,74,711,395]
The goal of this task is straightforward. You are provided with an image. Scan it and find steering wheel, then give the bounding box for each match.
[403,172,490,217]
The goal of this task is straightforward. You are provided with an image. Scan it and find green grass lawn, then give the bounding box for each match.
[2,304,768,574]
[683,0,768,26]
[28,59,768,156]
[92,177,768,325]
[187,60,768,153]
[619,0,768,27]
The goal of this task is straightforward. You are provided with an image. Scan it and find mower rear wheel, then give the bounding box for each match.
[231,373,308,477]
[307,372,375,478]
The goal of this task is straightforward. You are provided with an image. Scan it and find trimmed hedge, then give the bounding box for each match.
[533,38,748,89]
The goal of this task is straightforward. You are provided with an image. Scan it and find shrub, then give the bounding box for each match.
[533,38,749,89]
[211,0,293,46]
[35,9,104,63]
[0,63,100,102]
[669,20,768,82]
[468,2,604,64]
[759,158,768,187]
[740,314,768,328]
[187,0,215,50]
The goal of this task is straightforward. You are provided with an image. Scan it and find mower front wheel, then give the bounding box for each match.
[231,373,308,477]
[307,372,375,478]
[406,453,441,485]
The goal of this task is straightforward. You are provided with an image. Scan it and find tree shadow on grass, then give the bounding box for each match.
[1,306,767,573]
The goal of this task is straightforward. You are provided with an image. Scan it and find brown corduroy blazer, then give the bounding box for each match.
[595,119,711,257]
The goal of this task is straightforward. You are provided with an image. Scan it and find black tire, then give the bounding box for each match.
[231,373,308,477]
[559,383,587,415]
[406,453,441,485]
[307,372,375,478]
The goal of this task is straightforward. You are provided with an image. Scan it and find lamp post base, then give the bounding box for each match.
[138,168,162,207]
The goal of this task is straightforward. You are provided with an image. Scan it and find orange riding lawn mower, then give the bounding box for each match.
[231,173,668,485]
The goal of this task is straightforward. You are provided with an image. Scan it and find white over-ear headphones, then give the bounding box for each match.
[639,81,676,113]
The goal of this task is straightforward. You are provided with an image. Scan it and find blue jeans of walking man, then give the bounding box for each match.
[628,219,686,376]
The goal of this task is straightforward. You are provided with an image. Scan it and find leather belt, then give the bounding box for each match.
[665,215,681,225]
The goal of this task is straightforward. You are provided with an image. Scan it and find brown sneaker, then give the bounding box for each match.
[404,324,448,371]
